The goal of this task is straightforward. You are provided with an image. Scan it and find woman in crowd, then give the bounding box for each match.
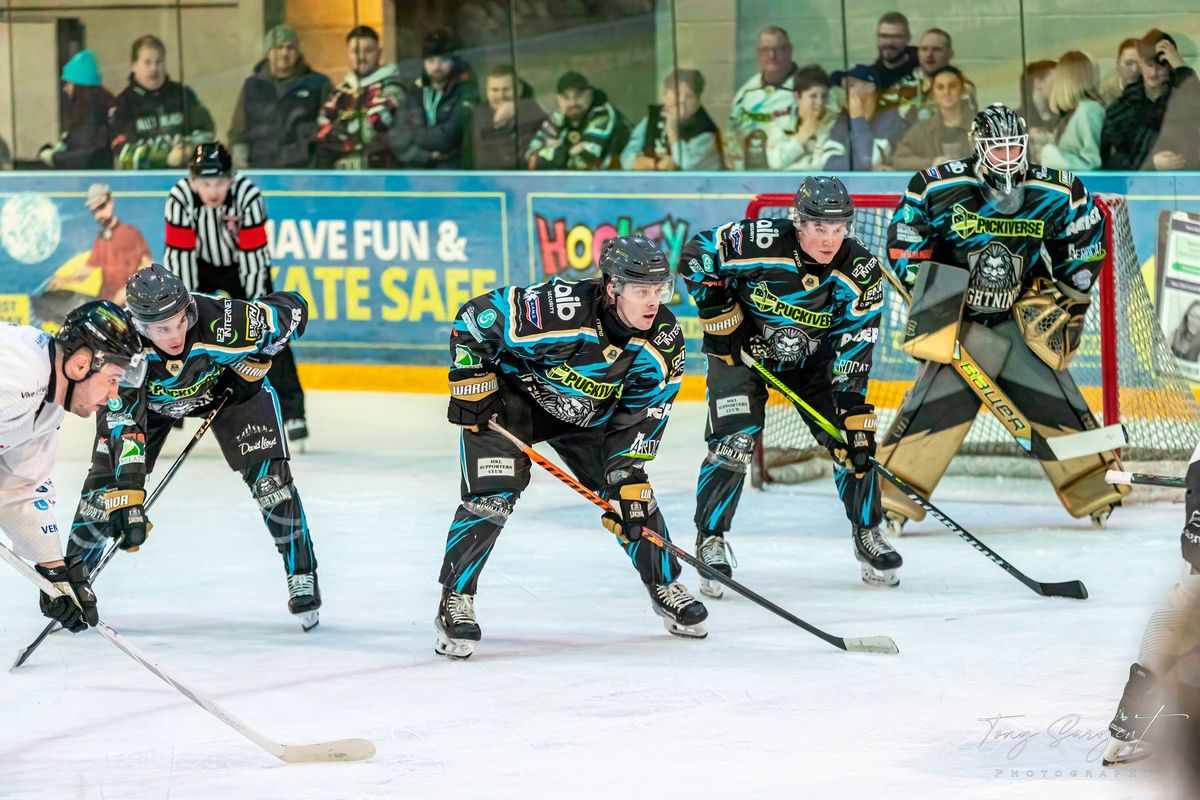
[891,66,971,170]
[1036,51,1104,171]
[621,69,723,171]
[40,50,113,170]
[1099,38,1142,106]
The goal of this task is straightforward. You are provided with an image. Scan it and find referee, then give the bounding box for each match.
[163,142,308,443]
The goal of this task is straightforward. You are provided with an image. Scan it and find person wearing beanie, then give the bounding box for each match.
[388,27,479,169]
[228,24,332,168]
[40,49,114,169]
[525,70,630,170]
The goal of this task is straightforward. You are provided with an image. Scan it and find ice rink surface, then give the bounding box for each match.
[0,391,1190,799]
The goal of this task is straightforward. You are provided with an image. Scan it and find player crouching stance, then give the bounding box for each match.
[1,302,144,632]
[679,176,899,590]
[67,265,322,630]
[878,104,1127,534]
[1101,445,1200,765]
[436,236,704,659]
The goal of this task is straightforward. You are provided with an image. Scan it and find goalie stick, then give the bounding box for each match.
[0,541,375,763]
[1105,470,1185,489]
[13,397,229,670]
[881,265,1124,463]
[487,419,899,655]
[742,352,1089,600]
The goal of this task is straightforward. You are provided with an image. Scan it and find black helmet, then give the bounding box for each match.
[599,235,670,283]
[793,176,854,224]
[970,103,1027,194]
[190,142,233,178]
[56,300,147,387]
[125,264,198,332]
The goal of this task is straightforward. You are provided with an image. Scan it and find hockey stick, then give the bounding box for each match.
[1105,469,1185,489]
[880,266,1124,462]
[13,397,229,670]
[0,542,375,762]
[486,420,899,655]
[741,352,1089,600]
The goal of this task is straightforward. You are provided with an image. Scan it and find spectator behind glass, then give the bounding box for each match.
[228,25,332,169]
[526,71,629,170]
[1019,60,1058,137]
[870,12,919,93]
[110,35,215,170]
[899,28,977,122]
[39,50,113,170]
[622,69,723,171]
[727,25,800,170]
[314,25,405,169]
[464,65,546,170]
[1035,51,1104,171]
[772,66,844,170]
[829,64,906,171]
[891,66,972,170]
[1100,38,1142,106]
[1101,30,1194,170]
[389,29,479,169]
[1147,32,1200,171]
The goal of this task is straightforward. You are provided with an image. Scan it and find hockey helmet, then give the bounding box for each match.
[189,142,233,178]
[970,103,1028,194]
[793,176,854,227]
[125,263,198,334]
[56,300,147,387]
[599,236,673,303]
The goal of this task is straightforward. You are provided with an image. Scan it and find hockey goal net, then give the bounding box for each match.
[746,192,1200,484]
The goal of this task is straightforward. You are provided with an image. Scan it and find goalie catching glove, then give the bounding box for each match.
[35,558,98,632]
[448,368,503,432]
[699,303,746,366]
[832,400,877,477]
[601,471,662,544]
[105,488,152,551]
[1013,279,1090,371]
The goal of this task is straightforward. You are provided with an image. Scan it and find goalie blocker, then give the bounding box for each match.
[878,261,1128,526]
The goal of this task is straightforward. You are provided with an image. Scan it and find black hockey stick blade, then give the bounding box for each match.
[12,625,56,670]
[1036,580,1089,600]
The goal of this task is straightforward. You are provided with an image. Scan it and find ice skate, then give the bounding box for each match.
[854,525,902,587]
[884,510,908,538]
[696,533,735,599]
[648,581,708,638]
[1090,505,1114,529]
[435,588,481,659]
[285,418,309,452]
[1102,663,1158,766]
[287,571,321,632]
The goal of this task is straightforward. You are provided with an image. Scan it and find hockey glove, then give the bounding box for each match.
[104,488,152,551]
[833,403,877,477]
[216,357,272,404]
[448,369,502,432]
[601,475,660,544]
[699,303,746,366]
[35,558,98,633]
[1056,293,1089,368]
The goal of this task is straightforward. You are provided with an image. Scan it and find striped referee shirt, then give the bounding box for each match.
[163,175,270,297]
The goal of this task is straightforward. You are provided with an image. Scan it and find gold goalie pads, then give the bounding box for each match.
[1012,278,1085,371]
[900,261,969,364]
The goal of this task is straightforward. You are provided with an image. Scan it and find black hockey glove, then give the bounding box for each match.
[833,402,877,477]
[699,303,746,366]
[216,357,272,405]
[104,488,152,551]
[448,369,502,432]
[602,472,662,544]
[35,558,98,633]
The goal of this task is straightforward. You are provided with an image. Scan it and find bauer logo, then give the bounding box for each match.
[477,457,515,477]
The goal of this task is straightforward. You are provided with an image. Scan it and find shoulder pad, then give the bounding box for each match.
[725,217,793,259]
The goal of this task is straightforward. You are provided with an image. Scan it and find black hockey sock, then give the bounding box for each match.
[440,493,514,595]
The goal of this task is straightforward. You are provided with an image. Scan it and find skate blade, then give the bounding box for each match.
[434,630,475,659]
[661,616,708,638]
[1101,737,1151,766]
[859,563,900,588]
[294,610,319,632]
[699,576,725,599]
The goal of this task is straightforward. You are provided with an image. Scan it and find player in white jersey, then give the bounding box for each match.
[0,301,144,631]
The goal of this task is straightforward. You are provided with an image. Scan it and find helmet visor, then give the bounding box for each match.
[94,350,147,388]
[611,276,673,304]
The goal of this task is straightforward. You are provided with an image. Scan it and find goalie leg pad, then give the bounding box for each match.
[901,261,969,364]
[245,459,317,575]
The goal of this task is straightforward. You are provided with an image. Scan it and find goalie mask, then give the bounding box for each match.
[970,104,1028,197]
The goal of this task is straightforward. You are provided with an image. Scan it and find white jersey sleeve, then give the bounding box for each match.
[0,324,67,563]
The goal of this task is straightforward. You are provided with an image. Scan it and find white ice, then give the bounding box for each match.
[0,392,1188,799]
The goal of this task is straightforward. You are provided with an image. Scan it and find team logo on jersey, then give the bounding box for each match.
[802,274,819,291]
[748,283,834,328]
[966,242,1023,313]
[950,204,1045,239]
[754,324,820,362]
[602,345,622,363]
[524,294,543,329]
[166,359,183,375]
[478,309,497,328]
